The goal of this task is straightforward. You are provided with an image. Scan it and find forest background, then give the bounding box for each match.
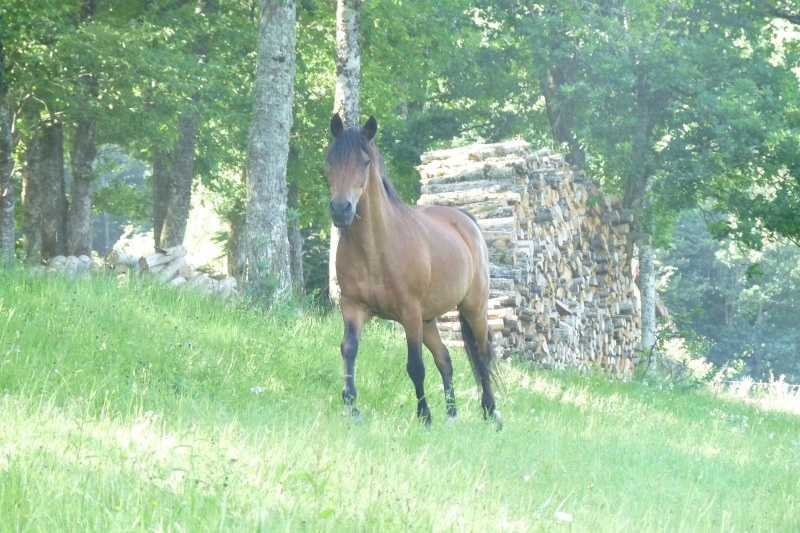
[2,0,800,383]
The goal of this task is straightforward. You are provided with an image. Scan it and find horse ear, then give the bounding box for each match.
[362,115,378,142]
[330,113,344,138]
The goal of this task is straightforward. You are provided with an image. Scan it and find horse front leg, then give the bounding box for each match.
[403,317,432,427]
[340,300,370,425]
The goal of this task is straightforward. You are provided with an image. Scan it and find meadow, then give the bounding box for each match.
[0,269,798,532]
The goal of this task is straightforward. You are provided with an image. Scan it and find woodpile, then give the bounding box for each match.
[417,142,640,374]
[106,245,238,298]
[31,254,103,277]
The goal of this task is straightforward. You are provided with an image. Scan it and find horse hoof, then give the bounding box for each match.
[421,415,432,430]
[493,410,503,431]
[446,413,459,425]
[342,407,363,426]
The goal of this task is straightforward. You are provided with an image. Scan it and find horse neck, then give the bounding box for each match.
[343,167,396,254]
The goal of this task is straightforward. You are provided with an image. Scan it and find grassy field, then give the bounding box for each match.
[1,268,799,532]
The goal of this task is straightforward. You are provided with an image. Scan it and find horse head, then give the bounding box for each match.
[325,113,378,228]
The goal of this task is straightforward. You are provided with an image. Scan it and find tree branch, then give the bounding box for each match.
[761,0,800,25]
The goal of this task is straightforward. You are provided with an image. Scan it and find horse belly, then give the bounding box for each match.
[419,243,473,320]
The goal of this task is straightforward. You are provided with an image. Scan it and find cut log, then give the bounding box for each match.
[138,245,188,272]
[156,256,188,282]
[106,250,139,267]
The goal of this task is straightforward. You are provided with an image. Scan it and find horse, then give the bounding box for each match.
[325,113,502,428]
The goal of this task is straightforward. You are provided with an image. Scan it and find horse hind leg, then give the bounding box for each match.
[458,310,503,430]
[423,319,457,421]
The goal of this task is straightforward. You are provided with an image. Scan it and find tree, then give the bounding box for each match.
[0,31,14,265]
[157,108,198,249]
[147,1,208,250]
[474,0,800,366]
[329,0,362,304]
[245,0,296,300]
[39,122,67,259]
[333,0,361,128]
[21,134,41,261]
[659,210,800,383]
[66,0,99,257]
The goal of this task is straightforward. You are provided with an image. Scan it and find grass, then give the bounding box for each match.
[0,268,799,532]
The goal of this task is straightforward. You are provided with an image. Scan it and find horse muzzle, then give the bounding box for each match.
[329,199,355,228]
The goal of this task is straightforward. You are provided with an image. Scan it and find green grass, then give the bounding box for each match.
[1,268,799,532]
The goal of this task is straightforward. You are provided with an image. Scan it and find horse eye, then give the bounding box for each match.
[364,160,371,168]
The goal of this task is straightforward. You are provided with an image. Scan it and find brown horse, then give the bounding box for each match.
[325,113,502,428]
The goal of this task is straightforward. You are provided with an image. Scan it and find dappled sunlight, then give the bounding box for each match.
[504,365,679,425]
[713,375,800,417]
[664,431,758,469]
[503,367,565,400]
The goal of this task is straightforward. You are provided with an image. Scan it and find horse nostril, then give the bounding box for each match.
[329,200,355,226]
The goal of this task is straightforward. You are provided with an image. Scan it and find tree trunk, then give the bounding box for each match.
[539,66,585,169]
[625,70,658,369]
[226,192,246,282]
[637,237,657,362]
[329,0,362,304]
[101,212,110,254]
[22,134,42,262]
[67,116,97,256]
[245,0,296,302]
[154,0,213,251]
[152,146,170,250]
[334,0,362,128]
[161,110,198,248]
[66,0,99,257]
[40,122,68,259]
[751,300,764,379]
[288,181,304,294]
[536,19,585,170]
[0,35,14,266]
[328,227,341,303]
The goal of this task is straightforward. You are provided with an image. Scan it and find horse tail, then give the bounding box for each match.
[459,313,500,393]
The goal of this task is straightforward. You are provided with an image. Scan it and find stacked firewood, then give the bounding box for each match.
[31,254,103,277]
[417,142,639,374]
[106,245,238,298]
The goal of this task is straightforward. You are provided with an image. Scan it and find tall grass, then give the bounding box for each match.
[1,268,798,531]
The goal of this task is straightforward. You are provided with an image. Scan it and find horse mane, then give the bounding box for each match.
[325,127,406,208]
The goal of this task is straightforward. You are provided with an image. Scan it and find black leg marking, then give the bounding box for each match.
[341,322,362,425]
[406,341,431,427]
[423,318,458,421]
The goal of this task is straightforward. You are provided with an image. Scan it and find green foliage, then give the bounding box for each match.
[637,311,716,388]
[1,269,800,530]
[473,1,800,248]
[5,0,800,306]
[93,180,150,221]
[659,210,800,383]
